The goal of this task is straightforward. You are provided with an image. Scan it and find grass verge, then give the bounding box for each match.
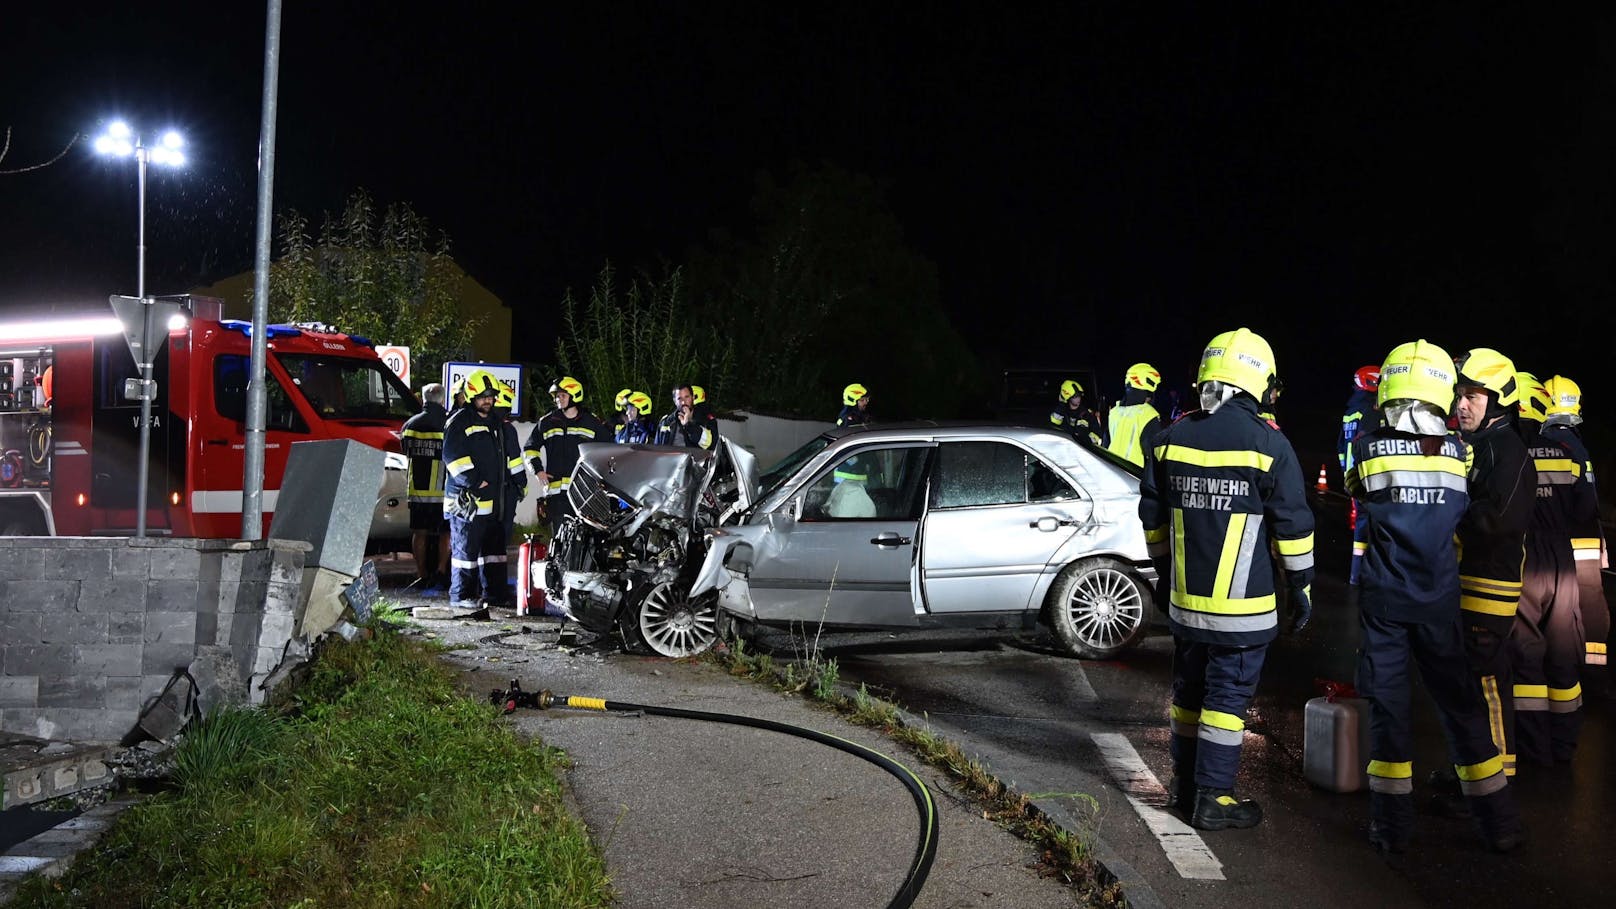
[14,628,612,909]
[710,634,1125,907]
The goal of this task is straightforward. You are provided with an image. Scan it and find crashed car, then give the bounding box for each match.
[545,424,1156,660]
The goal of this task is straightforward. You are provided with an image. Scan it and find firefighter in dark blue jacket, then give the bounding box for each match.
[1049,379,1103,446]
[442,370,507,613]
[1140,328,1314,831]
[524,376,610,535]
[1346,340,1522,855]
[1340,364,1381,584]
[616,390,654,444]
[1511,373,1590,766]
[401,382,449,591]
[477,383,527,608]
[837,383,871,428]
[1541,374,1610,682]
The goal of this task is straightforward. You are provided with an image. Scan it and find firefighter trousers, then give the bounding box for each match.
[1512,538,1584,765]
[1169,639,1266,793]
[1461,606,1516,775]
[449,513,506,604]
[1575,560,1610,676]
[1357,612,1513,839]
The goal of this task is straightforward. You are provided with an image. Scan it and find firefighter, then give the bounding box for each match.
[401,382,450,593]
[617,391,654,444]
[1049,379,1103,446]
[1541,374,1610,685]
[1108,362,1163,467]
[1340,364,1382,585]
[1511,373,1589,765]
[448,375,468,415]
[524,376,610,535]
[613,387,633,432]
[1448,348,1534,779]
[838,383,871,428]
[1346,340,1523,855]
[655,383,719,448]
[442,370,507,614]
[481,382,527,609]
[1139,328,1313,831]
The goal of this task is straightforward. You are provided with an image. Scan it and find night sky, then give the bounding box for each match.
[5,3,1616,442]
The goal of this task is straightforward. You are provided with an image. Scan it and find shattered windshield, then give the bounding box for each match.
[276,353,418,421]
[758,433,832,500]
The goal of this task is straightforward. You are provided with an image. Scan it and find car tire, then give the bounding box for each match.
[622,578,722,659]
[1045,557,1149,659]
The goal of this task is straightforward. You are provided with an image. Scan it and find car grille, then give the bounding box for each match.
[570,467,633,531]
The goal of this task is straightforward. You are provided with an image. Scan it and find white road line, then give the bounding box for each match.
[1090,731,1225,881]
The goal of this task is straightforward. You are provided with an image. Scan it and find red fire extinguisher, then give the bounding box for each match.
[516,538,549,616]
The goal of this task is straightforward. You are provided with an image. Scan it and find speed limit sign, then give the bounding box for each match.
[377,345,411,384]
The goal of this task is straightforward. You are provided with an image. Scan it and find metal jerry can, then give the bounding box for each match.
[516,539,547,616]
[1303,685,1371,793]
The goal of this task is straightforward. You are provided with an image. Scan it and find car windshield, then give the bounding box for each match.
[757,433,833,500]
[276,353,418,421]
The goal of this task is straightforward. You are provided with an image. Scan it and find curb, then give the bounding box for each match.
[0,798,139,905]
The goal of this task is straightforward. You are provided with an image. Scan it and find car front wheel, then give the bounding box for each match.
[1045,558,1149,659]
[625,579,722,658]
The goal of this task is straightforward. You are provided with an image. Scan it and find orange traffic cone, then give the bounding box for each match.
[1316,464,1329,492]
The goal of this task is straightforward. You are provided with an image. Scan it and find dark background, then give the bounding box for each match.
[4,3,1616,445]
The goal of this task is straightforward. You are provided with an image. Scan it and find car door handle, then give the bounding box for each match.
[869,533,911,547]
[1028,517,1080,531]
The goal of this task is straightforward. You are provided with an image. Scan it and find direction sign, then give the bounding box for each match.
[443,361,526,416]
[376,345,411,385]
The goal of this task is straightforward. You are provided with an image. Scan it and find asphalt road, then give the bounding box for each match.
[785,493,1616,908]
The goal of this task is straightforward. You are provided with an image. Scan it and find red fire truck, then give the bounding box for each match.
[0,297,417,541]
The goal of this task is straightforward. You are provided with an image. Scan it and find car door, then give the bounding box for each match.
[745,443,933,627]
[921,440,1093,614]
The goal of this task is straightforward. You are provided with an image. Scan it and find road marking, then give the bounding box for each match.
[1090,731,1225,880]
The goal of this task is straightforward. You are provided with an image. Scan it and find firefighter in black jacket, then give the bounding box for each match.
[1139,328,1314,831]
[838,383,871,428]
[442,370,507,612]
[1541,374,1610,684]
[523,376,610,535]
[655,383,719,449]
[1512,373,1591,765]
[401,382,449,591]
[1049,379,1102,446]
[1346,340,1522,855]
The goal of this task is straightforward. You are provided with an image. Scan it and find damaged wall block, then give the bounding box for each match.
[267,439,384,642]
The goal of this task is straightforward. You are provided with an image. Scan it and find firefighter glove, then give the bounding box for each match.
[1287,583,1313,633]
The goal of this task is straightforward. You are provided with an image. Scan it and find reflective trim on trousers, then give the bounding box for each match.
[1367,759,1414,795]
[1549,684,1583,713]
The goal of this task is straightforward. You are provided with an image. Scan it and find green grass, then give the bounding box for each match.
[15,630,612,909]
[714,634,1124,907]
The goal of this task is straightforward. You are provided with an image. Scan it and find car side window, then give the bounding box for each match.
[1028,456,1081,503]
[800,446,929,521]
[932,441,1027,508]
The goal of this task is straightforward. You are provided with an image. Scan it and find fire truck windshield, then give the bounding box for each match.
[276,354,418,421]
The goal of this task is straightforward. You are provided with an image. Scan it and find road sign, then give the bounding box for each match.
[443,361,526,416]
[376,345,411,385]
[108,294,185,368]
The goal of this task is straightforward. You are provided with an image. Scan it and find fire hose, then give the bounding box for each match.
[492,679,939,909]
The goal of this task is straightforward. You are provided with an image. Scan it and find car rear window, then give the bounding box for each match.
[933,441,1026,508]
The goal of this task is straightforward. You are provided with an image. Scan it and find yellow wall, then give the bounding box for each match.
[191,259,512,363]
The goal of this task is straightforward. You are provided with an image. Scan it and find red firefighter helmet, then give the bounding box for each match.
[1354,364,1381,392]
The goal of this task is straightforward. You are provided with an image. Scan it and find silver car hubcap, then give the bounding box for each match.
[1066,567,1144,651]
[638,581,719,658]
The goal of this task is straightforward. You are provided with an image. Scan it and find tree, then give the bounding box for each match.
[264,191,479,385]
[550,263,735,418]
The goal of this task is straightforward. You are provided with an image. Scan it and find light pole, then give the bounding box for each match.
[95,121,185,537]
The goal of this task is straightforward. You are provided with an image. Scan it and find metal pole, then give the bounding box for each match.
[134,144,151,538]
[241,0,284,540]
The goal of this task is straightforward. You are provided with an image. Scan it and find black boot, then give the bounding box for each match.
[1368,791,1414,855]
[1165,774,1197,816]
[1190,788,1263,831]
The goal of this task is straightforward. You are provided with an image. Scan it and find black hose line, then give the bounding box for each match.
[494,681,938,909]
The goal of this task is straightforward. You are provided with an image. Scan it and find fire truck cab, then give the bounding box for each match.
[0,297,417,541]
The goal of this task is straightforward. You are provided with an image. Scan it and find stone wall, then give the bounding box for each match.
[0,537,308,744]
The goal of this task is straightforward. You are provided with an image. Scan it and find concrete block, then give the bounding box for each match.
[104,677,144,711]
[194,611,218,647]
[146,579,202,612]
[298,566,355,639]
[2,645,74,677]
[0,613,44,647]
[108,612,144,644]
[141,643,200,676]
[0,549,42,581]
[268,438,384,576]
[76,645,142,677]
[42,612,109,646]
[188,647,247,714]
[76,577,143,614]
[148,546,202,580]
[38,548,110,580]
[259,611,296,644]
[0,676,38,708]
[0,581,80,613]
[110,546,150,579]
[38,675,106,709]
[143,612,198,647]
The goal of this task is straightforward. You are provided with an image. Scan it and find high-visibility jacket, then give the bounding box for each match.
[1108,401,1161,467]
[1345,428,1470,620]
[443,407,506,518]
[1339,388,1380,473]
[400,402,448,504]
[498,417,527,522]
[1139,394,1315,646]
[1541,422,1605,565]
[1049,404,1104,447]
[1456,418,1534,619]
[523,405,610,499]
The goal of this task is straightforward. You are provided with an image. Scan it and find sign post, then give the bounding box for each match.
[442,362,526,415]
[109,294,186,537]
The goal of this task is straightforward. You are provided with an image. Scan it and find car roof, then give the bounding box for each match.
[824,421,1069,443]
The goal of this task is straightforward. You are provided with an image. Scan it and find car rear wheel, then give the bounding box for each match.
[626,579,722,658]
[1045,558,1149,659]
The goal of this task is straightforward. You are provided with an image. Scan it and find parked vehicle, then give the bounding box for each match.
[544,424,1156,660]
[0,297,416,541]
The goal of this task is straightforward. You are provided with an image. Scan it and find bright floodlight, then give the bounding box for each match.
[161,131,183,149]
[167,313,189,331]
[108,120,131,140]
[148,146,185,167]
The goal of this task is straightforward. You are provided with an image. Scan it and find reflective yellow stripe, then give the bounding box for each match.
[1460,595,1519,617]
[1481,677,1507,762]
[506,457,525,470]
[1456,755,1504,782]
[464,425,489,435]
[1513,684,1549,699]
[1275,534,1313,556]
[1169,704,1200,724]
[1571,537,1602,550]
[1172,509,1187,595]
[569,427,599,438]
[1200,709,1245,732]
[523,447,541,461]
[544,427,564,438]
[1357,454,1468,479]
[1459,575,1523,597]
[1153,445,1274,471]
[1589,642,1609,655]
[1535,457,1575,473]
[1214,513,1247,598]
[1549,683,1583,702]
[401,429,445,440]
[1367,760,1412,779]
[446,456,473,476]
[1144,526,1169,543]
[1173,589,1277,615]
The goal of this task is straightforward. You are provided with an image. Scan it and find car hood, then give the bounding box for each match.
[569,438,757,533]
